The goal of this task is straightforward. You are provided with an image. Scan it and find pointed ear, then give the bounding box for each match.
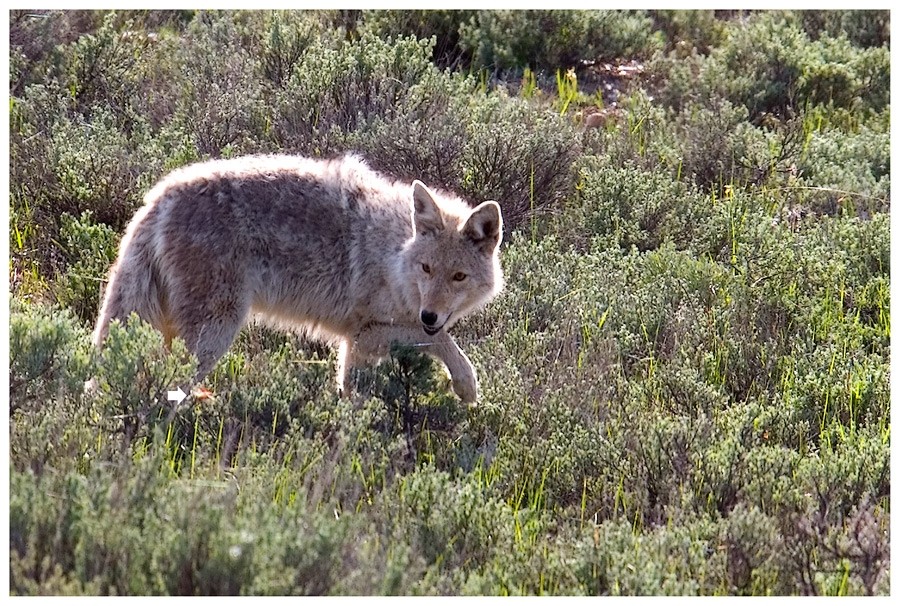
[463,201,503,253]
[412,180,444,236]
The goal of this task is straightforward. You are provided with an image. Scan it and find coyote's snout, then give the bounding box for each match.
[92,153,504,403]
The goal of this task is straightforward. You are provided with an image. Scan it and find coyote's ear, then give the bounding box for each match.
[412,180,444,236]
[463,201,503,253]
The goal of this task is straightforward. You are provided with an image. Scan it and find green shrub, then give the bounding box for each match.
[8,303,105,478]
[344,73,471,188]
[9,10,105,96]
[798,123,890,216]
[572,517,727,595]
[270,30,435,156]
[361,9,475,68]
[648,10,727,55]
[92,314,197,443]
[348,77,580,232]
[651,12,890,126]
[561,155,712,251]
[63,12,151,118]
[795,35,889,112]
[11,97,131,244]
[671,98,785,191]
[458,10,662,71]
[168,14,269,157]
[55,211,119,322]
[257,11,329,87]
[795,9,890,48]
[701,13,890,121]
[459,92,580,230]
[9,302,93,413]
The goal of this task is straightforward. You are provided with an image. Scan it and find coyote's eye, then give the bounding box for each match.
[452,271,467,282]
[422,263,431,274]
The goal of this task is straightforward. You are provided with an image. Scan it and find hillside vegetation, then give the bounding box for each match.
[8,10,890,595]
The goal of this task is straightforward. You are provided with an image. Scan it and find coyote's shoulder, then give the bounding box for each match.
[93,153,504,403]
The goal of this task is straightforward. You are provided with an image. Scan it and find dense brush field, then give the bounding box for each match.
[7,10,891,595]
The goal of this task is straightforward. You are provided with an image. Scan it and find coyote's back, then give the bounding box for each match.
[93,153,504,402]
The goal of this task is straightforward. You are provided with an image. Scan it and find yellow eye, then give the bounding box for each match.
[452,272,467,282]
[422,263,431,274]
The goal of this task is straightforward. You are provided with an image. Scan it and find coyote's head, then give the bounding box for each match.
[403,181,504,336]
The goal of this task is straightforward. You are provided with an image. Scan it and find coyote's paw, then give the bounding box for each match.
[84,378,99,395]
[452,374,478,404]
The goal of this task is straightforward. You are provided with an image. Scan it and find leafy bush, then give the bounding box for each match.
[798,122,890,215]
[9,302,93,413]
[669,98,782,191]
[270,30,436,156]
[796,9,890,48]
[9,10,105,95]
[360,9,476,68]
[702,13,890,121]
[257,11,329,87]
[458,92,580,230]
[91,314,197,443]
[561,155,712,251]
[55,212,119,322]
[651,12,890,125]
[167,13,269,157]
[458,10,663,72]
[648,9,727,55]
[347,76,580,232]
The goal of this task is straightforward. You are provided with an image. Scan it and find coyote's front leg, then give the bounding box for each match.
[351,324,478,403]
[336,338,356,397]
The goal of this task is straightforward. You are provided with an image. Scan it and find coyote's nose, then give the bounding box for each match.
[421,310,438,326]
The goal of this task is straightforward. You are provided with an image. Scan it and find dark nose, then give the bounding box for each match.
[421,310,438,326]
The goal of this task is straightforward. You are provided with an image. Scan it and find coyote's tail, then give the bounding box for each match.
[92,205,167,347]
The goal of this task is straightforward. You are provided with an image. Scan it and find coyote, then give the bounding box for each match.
[92,154,504,403]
